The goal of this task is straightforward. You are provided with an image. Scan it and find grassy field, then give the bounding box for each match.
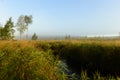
[0,40,120,80]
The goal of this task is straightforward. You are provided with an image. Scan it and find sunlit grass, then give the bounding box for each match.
[0,40,120,80]
[0,47,68,80]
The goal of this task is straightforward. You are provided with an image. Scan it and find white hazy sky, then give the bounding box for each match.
[0,0,120,37]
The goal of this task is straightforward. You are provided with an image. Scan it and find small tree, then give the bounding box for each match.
[31,33,38,40]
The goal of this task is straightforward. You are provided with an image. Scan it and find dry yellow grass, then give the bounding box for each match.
[1,39,120,47]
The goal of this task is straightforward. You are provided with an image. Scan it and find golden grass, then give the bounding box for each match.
[0,39,120,79]
[1,39,120,48]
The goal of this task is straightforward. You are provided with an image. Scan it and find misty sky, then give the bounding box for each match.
[0,0,120,37]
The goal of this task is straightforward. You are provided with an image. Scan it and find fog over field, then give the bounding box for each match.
[1,0,120,37]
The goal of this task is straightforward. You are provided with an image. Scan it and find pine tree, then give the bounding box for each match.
[3,17,15,39]
[31,33,38,40]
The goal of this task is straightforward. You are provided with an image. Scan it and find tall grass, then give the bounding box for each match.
[0,47,68,80]
[0,40,120,80]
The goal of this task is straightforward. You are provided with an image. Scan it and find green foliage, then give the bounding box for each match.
[16,15,32,40]
[0,18,15,40]
[80,70,88,80]
[32,33,38,40]
[16,15,27,40]
[57,43,120,76]
[0,26,3,39]
[93,71,101,80]
[35,42,51,51]
[0,47,68,80]
[24,15,32,39]
[0,41,120,80]
[24,15,32,26]
[105,75,116,80]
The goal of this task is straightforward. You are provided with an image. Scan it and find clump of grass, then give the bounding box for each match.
[105,76,115,80]
[0,47,68,80]
[80,70,88,80]
[93,71,101,80]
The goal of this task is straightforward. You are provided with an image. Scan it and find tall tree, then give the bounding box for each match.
[16,15,33,40]
[16,15,27,40]
[4,17,15,39]
[0,17,15,40]
[24,15,32,39]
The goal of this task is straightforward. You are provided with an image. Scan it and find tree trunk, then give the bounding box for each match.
[26,28,28,40]
[26,26,28,40]
[20,32,21,40]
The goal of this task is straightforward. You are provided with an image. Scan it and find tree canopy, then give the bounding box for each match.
[0,15,33,40]
[24,15,32,39]
[0,17,15,40]
[16,15,32,40]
